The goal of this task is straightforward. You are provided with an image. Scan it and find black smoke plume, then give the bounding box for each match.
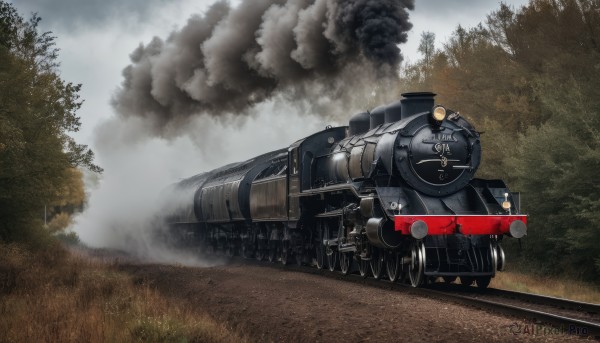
[111,0,414,136]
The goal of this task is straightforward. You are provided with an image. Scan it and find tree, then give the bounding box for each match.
[0,1,101,244]
[416,31,435,87]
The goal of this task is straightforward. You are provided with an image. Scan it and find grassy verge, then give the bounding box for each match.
[0,242,244,343]
[491,271,600,304]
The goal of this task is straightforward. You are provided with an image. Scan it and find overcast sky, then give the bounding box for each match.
[10,0,530,149]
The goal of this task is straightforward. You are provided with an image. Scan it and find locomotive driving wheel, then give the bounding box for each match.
[225,240,235,257]
[241,244,250,259]
[322,223,337,272]
[315,224,325,269]
[295,248,304,266]
[315,245,325,269]
[339,252,352,275]
[386,250,401,282]
[408,241,425,287]
[370,247,384,280]
[268,244,278,263]
[357,256,369,278]
[281,244,289,266]
[256,248,265,261]
[326,244,338,272]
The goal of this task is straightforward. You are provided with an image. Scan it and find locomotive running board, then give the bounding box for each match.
[394,214,528,236]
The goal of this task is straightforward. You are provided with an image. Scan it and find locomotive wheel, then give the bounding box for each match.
[339,252,352,275]
[256,248,265,261]
[490,242,498,274]
[225,243,235,257]
[241,242,253,259]
[370,248,384,280]
[315,227,325,269]
[496,244,506,271]
[281,247,289,265]
[241,245,249,258]
[358,256,369,278]
[386,251,401,282]
[295,248,304,266]
[327,246,338,272]
[476,276,492,289]
[316,244,325,269]
[268,245,277,263]
[460,276,474,286]
[408,241,425,287]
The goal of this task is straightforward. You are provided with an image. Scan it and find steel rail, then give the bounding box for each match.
[484,288,600,315]
[420,287,600,339]
[426,283,600,317]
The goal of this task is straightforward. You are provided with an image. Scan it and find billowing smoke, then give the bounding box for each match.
[112,0,414,137]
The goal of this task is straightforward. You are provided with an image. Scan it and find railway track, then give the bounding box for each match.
[423,285,600,339]
[432,285,600,322]
[234,256,600,339]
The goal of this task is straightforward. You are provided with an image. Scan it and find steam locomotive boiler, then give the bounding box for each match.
[163,92,527,288]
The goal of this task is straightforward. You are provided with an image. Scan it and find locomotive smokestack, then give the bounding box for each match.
[400,92,436,118]
[379,92,436,125]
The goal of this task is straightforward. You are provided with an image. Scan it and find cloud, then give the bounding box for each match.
[11,0,181,29]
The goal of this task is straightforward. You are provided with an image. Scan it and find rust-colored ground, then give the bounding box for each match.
[119,261,583,342]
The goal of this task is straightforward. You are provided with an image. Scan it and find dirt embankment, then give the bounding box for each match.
[119,261,582,342]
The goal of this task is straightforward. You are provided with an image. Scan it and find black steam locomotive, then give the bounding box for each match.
[163,92,527,288]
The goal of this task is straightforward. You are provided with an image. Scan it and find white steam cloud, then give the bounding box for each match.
[73,99,328,265]
[72,0,413,265]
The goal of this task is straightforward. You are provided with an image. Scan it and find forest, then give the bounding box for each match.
[1,0,599,282]
[0,1,101,245]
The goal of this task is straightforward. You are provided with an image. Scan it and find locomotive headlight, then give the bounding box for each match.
[432,106,447,122]
[502,192,511,211]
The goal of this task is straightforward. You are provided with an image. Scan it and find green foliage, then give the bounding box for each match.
[510,76,600,278]
[0,1,101,244]
[400,0,600,280]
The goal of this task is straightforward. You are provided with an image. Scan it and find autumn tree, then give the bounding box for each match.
[0,1,101,244]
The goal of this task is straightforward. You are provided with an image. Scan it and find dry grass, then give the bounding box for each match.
[491,271,600,304]
[0,242,244,343]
